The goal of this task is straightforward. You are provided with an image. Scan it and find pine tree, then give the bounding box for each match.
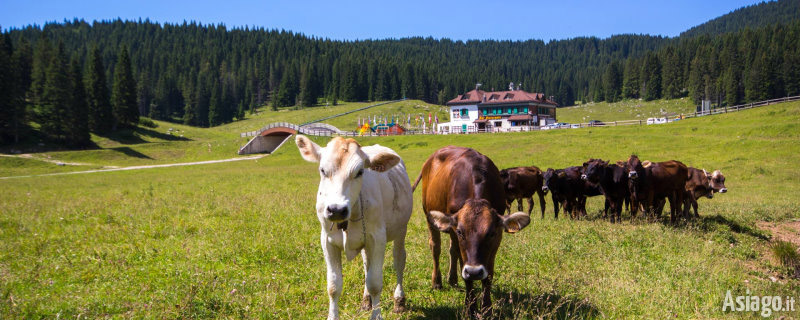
[111,45,138,128]
[298,61,318,107]
[183,79,197,125]
[0,33,26,143]
[195,77,210,127]
[208,82,223,126]
[622,58,641,99]
[40,42,71,141]
[66,55,90,146]
[602,60,622,102]
[661,47,682,99]
[85,45,113,133]
[30,33,52,107]
[640,52,662,101]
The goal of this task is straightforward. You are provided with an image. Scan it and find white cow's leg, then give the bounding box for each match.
[365,239,386,320]
[322,232,343,320]
[360,250,371,311]
[392,236,407,312]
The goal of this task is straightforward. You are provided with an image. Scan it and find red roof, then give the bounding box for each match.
[447,89,558,106]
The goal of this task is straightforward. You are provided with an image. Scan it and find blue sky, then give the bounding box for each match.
[1,0,762,41]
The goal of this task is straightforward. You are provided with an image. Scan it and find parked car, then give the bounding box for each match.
[646,117,668,125]
[555,122,570,128]
[588,120,605,127]
[570,124,580,129]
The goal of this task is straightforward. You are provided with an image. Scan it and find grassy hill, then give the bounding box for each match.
[1,100,799,318]
[557,98,696,124]
[0,100,446,177]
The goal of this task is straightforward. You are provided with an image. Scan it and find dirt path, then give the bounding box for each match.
[0,154,267,180]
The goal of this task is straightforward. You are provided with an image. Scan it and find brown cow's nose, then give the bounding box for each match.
[462,264,487,281]
[628,171,638,178]
[720,188,727,193]
[326,204,349,221]
[580,174,587,180]
[542,186,549,192]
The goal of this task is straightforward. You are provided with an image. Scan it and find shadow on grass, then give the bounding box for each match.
[110,147,153,159]
[410,289,600,320]
[688,214,769,240]
[100,127,191,145]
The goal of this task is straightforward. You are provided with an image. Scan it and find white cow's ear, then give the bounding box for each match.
[501,211,530,234]
[295,135,321,163]
[429,210,455,231]
[367,152,400,172]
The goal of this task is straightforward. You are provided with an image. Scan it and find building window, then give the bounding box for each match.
[461,109,468,117]
[523,107,528,113]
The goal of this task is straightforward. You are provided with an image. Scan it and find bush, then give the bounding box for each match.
[138,117,158,128]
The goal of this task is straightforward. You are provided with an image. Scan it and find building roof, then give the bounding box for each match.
[447,89,558,107]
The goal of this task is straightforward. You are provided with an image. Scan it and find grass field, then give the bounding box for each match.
[558,98,696,124]
[1,99,799,318]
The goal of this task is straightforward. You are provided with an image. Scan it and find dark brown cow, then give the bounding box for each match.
[500,166,547,218]
[542,167,600,219]
[412,146,530,317]
[655,168,728,217]
[626,155,689,221]
[582,159,629,223]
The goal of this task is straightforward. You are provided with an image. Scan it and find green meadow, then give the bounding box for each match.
[558,98,696,124]
[1,100,799,318]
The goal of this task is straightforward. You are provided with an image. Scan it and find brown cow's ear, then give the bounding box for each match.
[428,210,455,231]
[295,135,321,163]
[501,211,530,233]
[557,171,566,178]
[367,152,401,172]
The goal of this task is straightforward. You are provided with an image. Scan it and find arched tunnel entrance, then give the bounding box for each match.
[238,126,297,155]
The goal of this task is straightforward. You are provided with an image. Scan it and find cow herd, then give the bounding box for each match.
[504,154,727,223]
[295,136,727,319]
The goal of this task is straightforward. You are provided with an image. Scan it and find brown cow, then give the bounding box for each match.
[412,146,530,317]
[626,155,689,221]
[500,166,547,218]
[656,168,728,217]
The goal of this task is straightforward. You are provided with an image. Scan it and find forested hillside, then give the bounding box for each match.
[681,0,800,37]
[1,0,799,146]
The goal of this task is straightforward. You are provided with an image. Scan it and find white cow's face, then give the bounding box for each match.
[296,135,400,223]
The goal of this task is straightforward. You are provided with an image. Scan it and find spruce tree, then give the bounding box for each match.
[111,45,138,128]
[208,82,223,126]
[622,58,641,99]
[661,47,682,99]
[66,55,90,146]
[602,60,622,102]
[182,79,197,125]
[30,33,52,109]
[640,52,662,101]
[195,77,210,127]
[0,33,25,143]
[85,45,113,133]
[40,42,71,141]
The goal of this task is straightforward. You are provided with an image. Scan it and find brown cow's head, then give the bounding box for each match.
[626,155,644,179]
[428,199,530,281]
[707,170,727,195]
[582,158,607,182]
[296,135,400,222]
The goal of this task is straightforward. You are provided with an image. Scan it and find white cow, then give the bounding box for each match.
[295,135,413,320]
